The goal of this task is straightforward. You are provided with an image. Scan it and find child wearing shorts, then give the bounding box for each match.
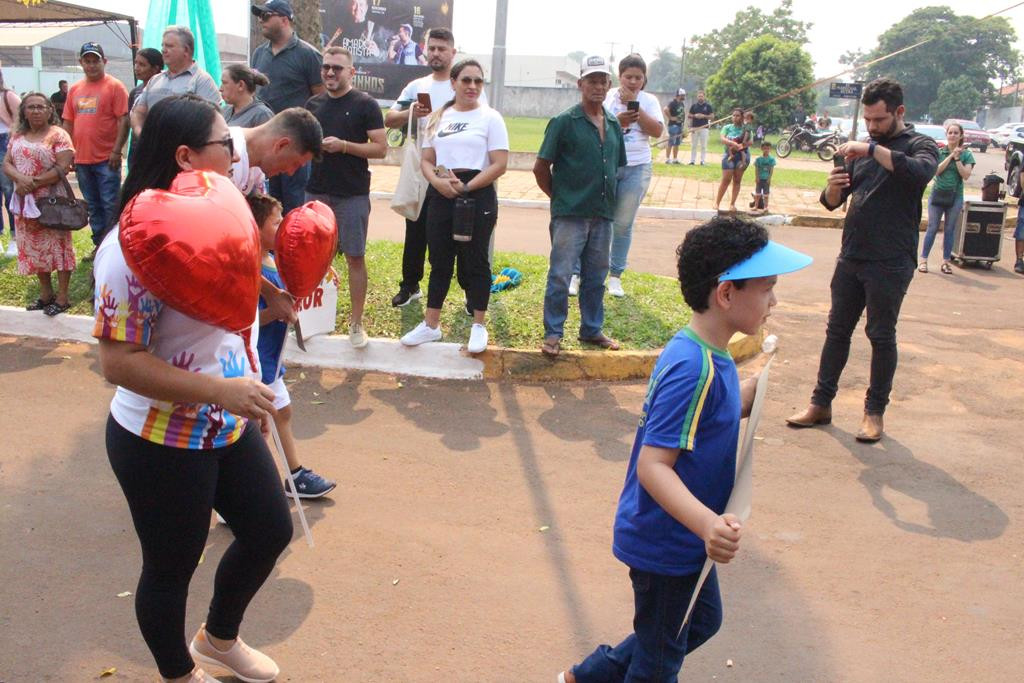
[249,193,336,499]
[751,142,776,212]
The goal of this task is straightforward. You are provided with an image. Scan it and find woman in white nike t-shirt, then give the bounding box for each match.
[400,59,509,354]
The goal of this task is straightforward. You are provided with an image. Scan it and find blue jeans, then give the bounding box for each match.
[573,567,723,682]
[573,164,653,278]
[0,132,16,234]
[544,216,611,339]
[921,195,963,261]
[75,161,122,246]
[268,161,311,215]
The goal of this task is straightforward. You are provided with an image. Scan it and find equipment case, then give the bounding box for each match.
[951,200,1006,269]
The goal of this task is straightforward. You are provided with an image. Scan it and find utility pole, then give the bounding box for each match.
[679,39,687,89]
[489,0,508,112]
[606,41,617,65]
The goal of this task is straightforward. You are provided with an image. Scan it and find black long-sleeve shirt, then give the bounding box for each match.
[821,125,939,262]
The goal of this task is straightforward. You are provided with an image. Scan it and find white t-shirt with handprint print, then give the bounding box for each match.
[92,228,261,449]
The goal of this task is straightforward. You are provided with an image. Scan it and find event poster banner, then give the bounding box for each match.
[321,0,454,101]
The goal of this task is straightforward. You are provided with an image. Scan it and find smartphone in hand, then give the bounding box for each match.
[416,92,432,114]
[626,100,640,112]
[833,153,846,172]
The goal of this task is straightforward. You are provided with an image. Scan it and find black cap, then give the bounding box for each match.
[80,42,104,59]
[251,0,294,20]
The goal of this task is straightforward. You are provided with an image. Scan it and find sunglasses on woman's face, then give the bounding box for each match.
[458,77,484,85]
[196,136,235,158]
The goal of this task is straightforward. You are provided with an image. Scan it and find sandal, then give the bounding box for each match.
[940,262,952,275]
[43,301,71,317]
[917,261,928,273]
[578,334,621,351]
[26,296,55,311]
[541,336,561,357]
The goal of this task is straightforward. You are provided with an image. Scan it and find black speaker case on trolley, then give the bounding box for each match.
[951,200,1006,270]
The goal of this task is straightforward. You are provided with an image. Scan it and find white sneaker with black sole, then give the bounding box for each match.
[401,320,442,346]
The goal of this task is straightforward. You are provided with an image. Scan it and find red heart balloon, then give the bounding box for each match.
[119,170,262,335]
[274,200,338,299]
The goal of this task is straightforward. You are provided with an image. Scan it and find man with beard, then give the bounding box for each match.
[327,0,390,62]
[304,46,386,349]
[387,24,426,66]
[250,0,324,212]
[786,78,938,442]
[385,28,488,308]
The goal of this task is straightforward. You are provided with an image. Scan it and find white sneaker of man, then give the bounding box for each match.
[607,276,625,297]
[349,322,369,349]
[401,320,442,346]
[568,273,580,296]
[467,323,488,353]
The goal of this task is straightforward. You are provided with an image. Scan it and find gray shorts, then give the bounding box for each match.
[305,192,370,257]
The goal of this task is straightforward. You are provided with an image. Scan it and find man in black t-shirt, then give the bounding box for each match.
[50,80,68,123]
[687,90,713,165]
[304,45,386,349]
[663,88,686,164]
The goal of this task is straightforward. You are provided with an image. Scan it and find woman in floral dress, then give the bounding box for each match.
[1,92,76,315]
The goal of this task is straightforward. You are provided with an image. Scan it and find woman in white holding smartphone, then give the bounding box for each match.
[400,59,509,353]
[569,54,663,298]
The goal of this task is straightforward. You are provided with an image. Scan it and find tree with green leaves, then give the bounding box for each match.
[686,0,812,89]
[567,51,586,64]
[863,6,1018,120]
[929,75,987,122]
[647,47,681,93]
[705,35,815,131]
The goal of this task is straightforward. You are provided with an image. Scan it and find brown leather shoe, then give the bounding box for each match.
[785,404,832,428]
[855,413,884,442]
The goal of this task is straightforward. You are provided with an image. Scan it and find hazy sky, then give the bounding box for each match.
[66,0,1024,78]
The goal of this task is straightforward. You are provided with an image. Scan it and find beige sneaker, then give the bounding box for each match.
[349,322,369,349]
[185,667,219,682]
[189,624,279,683]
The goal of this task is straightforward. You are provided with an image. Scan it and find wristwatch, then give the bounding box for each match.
[867,141,877,159]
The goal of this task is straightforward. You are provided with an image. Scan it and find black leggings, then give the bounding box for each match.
[106,415,293,679]
[424,171,497,312]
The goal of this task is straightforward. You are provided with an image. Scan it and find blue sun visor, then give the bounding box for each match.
[718,240,813,281]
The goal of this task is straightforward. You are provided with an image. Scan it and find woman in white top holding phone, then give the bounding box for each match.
[400,59,509,354]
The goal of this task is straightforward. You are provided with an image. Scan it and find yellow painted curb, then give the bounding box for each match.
[480,328,765,381]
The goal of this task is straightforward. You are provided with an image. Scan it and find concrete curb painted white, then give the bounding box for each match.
[370,190,791,224]
[0,305,485,381]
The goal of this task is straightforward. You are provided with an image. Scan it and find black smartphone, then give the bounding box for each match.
[833,154,846,171]
[626,100,640,112]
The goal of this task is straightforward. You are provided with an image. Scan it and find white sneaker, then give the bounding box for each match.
[400,320,442,346]
[568,273,580,296]
[607,276,625,297]
[467,323,488,353]
[349,322,368,348]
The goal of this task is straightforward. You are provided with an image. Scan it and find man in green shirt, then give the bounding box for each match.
[534,54,626,357]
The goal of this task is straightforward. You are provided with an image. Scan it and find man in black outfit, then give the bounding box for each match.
[786,78,938,442]
[50,80,68,122]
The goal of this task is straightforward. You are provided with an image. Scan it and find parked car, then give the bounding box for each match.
[912,123,949,149]
[942,118,991,153]
[986,122,1024,148]
[1004,137,1023,198]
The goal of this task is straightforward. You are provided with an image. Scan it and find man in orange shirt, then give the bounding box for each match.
[62,42,129,253]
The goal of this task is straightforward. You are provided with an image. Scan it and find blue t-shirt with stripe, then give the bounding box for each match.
[257,262,287,385]
[613,327,740,575]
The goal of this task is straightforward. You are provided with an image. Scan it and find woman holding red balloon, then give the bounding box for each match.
[400,58,509,354]
[94,94,291,683]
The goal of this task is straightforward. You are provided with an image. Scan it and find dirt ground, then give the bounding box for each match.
[1,204,1022,682]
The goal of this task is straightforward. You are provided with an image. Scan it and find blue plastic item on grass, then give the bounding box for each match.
[490,267,522,293]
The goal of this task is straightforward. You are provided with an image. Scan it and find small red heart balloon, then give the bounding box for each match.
[274,200,338,299]
[119,170,262,334]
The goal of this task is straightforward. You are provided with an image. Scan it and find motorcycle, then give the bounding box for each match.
[776,120,839,161]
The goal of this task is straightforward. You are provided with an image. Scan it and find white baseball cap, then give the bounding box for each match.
[677,88,686,96]
[580,54,611,78]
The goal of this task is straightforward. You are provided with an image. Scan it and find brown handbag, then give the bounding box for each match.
[37,165,89,231]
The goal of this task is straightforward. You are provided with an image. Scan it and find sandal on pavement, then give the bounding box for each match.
[917,261,928,273]
[578,334,621,351]
[940,262,952,274]
[541,337,561,357]
[26,296,55,311]
[43,301,71,317]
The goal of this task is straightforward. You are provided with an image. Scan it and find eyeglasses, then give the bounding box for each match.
[258,11,281,21]
[458,77,484,85]
[25,104,52,111]
[321,64,347,73]
[195,136,234,157]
